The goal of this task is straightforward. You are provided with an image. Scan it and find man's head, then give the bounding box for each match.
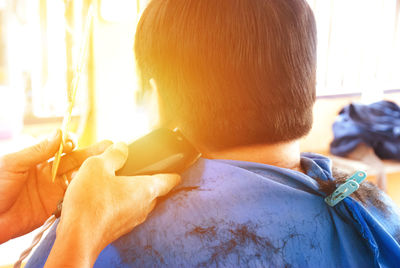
[135,0,317,151]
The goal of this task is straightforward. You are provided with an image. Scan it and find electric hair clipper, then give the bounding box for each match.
[116,128,201,176]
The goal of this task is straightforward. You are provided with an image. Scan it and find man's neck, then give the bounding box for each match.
[202,141,302,172]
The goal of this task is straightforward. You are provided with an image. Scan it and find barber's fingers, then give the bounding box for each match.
[99,142,129,173]
[57,140,112,175]
[145,174,181,197]
[62,133,77,154]
[120,174,181,199]
[55,170,75,192]
[63,140,74,154]
[1,129,62,171]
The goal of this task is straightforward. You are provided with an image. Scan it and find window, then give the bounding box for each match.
[2,0,89,119]
[306,0,400,96]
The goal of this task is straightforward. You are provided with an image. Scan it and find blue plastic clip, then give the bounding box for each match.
[324,171,367,207]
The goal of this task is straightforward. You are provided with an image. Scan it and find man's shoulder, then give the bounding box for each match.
[27,157,382,267]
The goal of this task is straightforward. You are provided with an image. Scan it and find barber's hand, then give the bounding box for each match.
[0,130,111,243]
[46,142,181,268]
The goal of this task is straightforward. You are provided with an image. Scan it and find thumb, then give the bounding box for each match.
[99,142,129,173]
[144,174,181,198]
[2,130,62,171]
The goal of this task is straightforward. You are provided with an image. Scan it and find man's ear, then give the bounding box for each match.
[149,78,178,131]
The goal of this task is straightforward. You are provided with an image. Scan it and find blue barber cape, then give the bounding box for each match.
[26,153,400,267]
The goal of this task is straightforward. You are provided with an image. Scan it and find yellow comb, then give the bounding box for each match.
[51,6,94,182]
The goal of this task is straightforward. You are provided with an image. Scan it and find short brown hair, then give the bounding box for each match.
[135,0,317,150]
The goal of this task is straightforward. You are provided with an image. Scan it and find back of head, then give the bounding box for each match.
[135,0,317,150]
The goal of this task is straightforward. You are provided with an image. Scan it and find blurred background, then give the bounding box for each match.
[0,0,400,266]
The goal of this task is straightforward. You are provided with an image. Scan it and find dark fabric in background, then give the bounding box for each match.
[330,100,400,160]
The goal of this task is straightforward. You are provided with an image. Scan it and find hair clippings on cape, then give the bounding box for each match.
[325,171,367,207]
